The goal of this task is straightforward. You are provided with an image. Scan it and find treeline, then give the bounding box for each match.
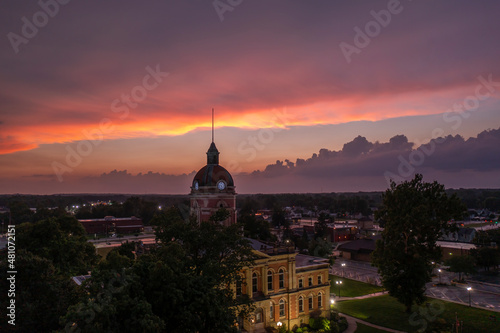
[1,188,499,226]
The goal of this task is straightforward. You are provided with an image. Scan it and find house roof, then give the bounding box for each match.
[295,254,329,269]
[337,237,379,253]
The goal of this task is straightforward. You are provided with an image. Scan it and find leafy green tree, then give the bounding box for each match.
[271,205,288,228]
[445,255,476,281]
[60,266,164,333]
[17,216,98,276]
[471,246,500,272]
[372,174,465,312]
[0,250,83,332]
[144,207,256,332]
[8,200,33,223]
[315,212,330,239]
[309,237,333,258]
[240,212,276,242]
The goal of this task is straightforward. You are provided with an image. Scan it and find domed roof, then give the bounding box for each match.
[191,141,235,191]
[193,164,234,188]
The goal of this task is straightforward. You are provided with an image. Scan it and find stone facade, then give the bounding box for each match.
[237,240,331,332]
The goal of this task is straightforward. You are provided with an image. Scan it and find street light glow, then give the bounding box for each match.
[277,321,282,327]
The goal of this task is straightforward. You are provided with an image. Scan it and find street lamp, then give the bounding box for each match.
[336,280,343,298]
[438,269,442,284]
[277,321,282,330]
[467,287,472,307]
[341,263,346,277]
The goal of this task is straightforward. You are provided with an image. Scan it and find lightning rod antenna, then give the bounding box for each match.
[212,108,214,143]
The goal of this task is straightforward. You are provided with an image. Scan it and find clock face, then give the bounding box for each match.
[194,181,199,190]
[217,181,226,190]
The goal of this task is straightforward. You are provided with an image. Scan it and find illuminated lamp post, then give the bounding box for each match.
[336,280,343,298]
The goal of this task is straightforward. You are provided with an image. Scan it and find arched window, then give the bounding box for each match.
[308,295,313,310]
[252,272,258,293]
[298,296,304,312]
[279,299,285,317]
[269,301,274,319]
[255,308,263,323]
[279,268,285,289]
[318,292,323,308]
[267,270,273,291]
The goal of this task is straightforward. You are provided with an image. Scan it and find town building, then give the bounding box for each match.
[303,224,357,243]
[337,236,379,262]
[78,216,144,234]
[236,239,331,332]
[189,125,331,332]
[190,137,237,226]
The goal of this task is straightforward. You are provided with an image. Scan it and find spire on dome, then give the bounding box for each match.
[207,142,219,165]
[207,108,219,164]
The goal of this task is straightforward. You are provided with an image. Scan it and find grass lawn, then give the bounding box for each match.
[336,295,500,333]
[96,246,114,259]
[329,275,383,297]
[354,323,387,333]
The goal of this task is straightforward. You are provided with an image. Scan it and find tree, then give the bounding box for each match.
[144,207,256,332]
[8,200,33,223]
[240,212,276,242]
[471,246,500,272]
[445,255,476,281]
[0,250,83,332]
[271,205,288,229]
[315,212,330,240]
[61,264,164,333]
[16,216,98,276]
[372,174,465,312]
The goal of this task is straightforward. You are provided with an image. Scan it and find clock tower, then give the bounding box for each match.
[190,114,236,226]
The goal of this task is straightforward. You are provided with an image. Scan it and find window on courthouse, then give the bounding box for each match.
[267,270,273,291]
[279,269,285,289]
[308,277,313,286]
[252,272,258,293]
[308,296,313,310]
[298,278,303,288]
[270,302,274,319]
[318,292,323,308]
[318,274,322,285]
[279,299,285,317]
[298,296,304,312]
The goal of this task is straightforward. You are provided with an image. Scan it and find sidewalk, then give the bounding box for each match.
[335,290,389,301]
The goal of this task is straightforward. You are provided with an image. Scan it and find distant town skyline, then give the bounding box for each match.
[1,1,500,194]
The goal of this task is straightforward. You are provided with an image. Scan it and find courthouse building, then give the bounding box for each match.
[190,134,331,332]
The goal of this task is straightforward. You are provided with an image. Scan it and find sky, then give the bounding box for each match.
[1,0,500,194]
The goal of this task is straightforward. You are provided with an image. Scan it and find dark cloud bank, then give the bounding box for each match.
[3,127,500,194]
[239,127,500,192]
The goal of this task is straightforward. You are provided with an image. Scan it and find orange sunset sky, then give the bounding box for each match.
[1,1,500,194]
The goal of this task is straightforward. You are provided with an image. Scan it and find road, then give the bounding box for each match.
[89,234,157,248]
[331,259,500,311]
